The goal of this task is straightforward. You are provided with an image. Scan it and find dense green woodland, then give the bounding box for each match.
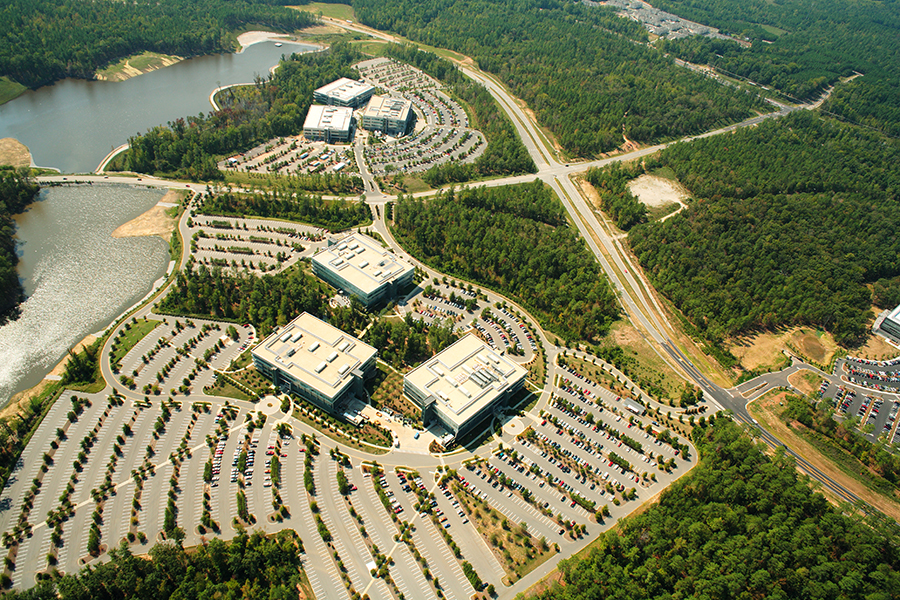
[382,44,536,183]
[627,112,900,347]
[197,189,372,232]
[392,182,618,341]
[0,0,315,89]
[534,419,900,600]
[585,162,648,230]
[5,529,307,599]
[652,0,900,136]
[0,169,40,325]
[365,313,459,368]
[354,0,767,157]
[121,43,361,181]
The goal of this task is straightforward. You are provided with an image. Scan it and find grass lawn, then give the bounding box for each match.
[290,2,355,21]
[227,349,254,371]
[352,40,390,56]
[291,407,391,454]
[111,319,161,368]
[0,77,26,106]
[451,480,557,585]
[230,367,274,397]
[204,376,254,402]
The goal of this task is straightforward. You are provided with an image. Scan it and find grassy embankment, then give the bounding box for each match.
[0,77,26,106]
[748,388,900,522]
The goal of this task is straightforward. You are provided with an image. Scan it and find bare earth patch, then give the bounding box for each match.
[112,191,179,239]
[96,53,183,82]
[790,328,830,363]
[0,138,32,168]
[749,390,900,522]
[788,369,821,396]
[576,176,603,212]
[627,174,689,208]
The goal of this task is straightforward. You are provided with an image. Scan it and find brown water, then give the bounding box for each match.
[0,41,317,173]
[0,185,171,403]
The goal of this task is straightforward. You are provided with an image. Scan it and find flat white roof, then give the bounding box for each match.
[252,313,376,400]
[363,95,413,122]
[315,77,374,103]
[312,233,414,295]
[303,105,354,132]
[888,304,900,323]
[405,333,527,428]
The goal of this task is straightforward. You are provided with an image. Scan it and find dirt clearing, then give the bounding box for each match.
[112,190,179,239]
[627,174,689,208]
[0,138,31,168]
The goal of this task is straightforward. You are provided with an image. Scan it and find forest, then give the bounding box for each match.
[392,181,619,342]
[652,0,900,136]
[0,0,315,90]
[156,259,366,336]
[353,0,767,157]
[365,312,459,368]
[534,418,900,600]
[0,168,40,325]
[381,44,536,184]
[120,43,362,180]
[4,528,308,599]
[584,162,648,230]
[627,111,900,347]
[197,189,372,232]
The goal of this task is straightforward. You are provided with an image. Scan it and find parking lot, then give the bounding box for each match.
[218,138,361,179]
[188,214,328,275]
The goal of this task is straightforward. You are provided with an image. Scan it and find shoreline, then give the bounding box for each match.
[0,333,97,417]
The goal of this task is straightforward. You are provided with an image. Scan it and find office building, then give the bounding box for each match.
[311,233,415,308]
[874,304,900,345]
[361,95,415,137]
[303,105,355,143]
[252,313,377,413]
[404,334,527,441]
[314,77,375,108]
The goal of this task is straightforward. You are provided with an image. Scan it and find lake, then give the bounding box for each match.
[0,40,317,173]
[0,185,171,404]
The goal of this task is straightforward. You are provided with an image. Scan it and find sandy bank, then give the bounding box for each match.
[111,190,180,239]
[0,138,32,168]
[0,334,97,419]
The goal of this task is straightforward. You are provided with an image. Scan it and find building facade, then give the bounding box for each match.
[361,95,415,137]
[302,105,355,143]
[313,78,375,108]
[252,313,377,413]
[404,333,527,441]
[311,233,415,308]
[874,304,900,345]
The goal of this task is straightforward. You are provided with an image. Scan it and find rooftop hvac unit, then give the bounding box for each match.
[337,340,350,352]
[487,353,501,364]
[291,331,303,343]
[279,332,292,343]
[326,351,338,362]
[359,260,369,269]
[373,270,382,277]
[438,390,450,402]
[459,386,471,398]
[433,365,445,377]
[286,348,297,357]
[338,244,348,250]
[332,258,344,266]
[314,361,327,373]
[308,341,320,352]
[349,242,360,250]
[338,364,350,375]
